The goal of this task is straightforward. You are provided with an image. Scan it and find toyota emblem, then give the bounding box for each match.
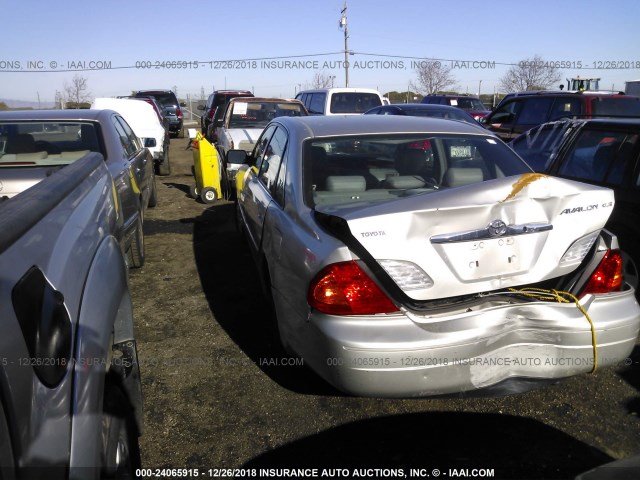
[488,220,507,237]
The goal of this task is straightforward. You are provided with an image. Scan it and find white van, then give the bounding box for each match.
[91,97,170,174]
[295,88,384,115]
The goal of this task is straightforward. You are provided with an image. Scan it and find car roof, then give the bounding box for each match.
[297,88,382,94]
[0,109,112,121]
[383,103,467,111]
[425,94,481,99]
[227,97,302,104]
[502,90,630,98]
[136,89,174,94]
[274,114,491,138]
[212,90,252,94]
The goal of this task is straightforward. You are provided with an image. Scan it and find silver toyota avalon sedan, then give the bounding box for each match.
[231,115,640,397]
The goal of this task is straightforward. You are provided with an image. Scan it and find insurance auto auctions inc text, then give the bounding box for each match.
[260,60,496,70]
[248,467,495,478]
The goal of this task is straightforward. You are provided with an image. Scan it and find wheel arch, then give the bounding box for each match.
[68,234,142,472]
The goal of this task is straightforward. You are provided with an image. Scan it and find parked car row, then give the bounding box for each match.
[134,89,185,138]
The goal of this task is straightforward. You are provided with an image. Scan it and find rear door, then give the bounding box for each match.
[241,125,287,255]
[110,115,149,229]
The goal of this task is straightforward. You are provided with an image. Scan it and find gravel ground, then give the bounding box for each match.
[128,135,640,480]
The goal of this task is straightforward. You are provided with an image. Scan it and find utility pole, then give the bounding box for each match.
[339,1,349,87]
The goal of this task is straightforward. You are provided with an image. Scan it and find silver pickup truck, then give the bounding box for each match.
[0,152,143,478]
[0,109,156,268]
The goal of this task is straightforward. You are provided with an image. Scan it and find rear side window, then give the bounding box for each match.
[558,129,639,185]
[308,93,326,114]
[516,98,554,125]
[329,93,382,114]
[591,97,640,116]
[549,98,582,121]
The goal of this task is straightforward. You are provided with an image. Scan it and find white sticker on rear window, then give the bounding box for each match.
[450,99,458,106]
[234,103,248,115]
[486,139,497,144]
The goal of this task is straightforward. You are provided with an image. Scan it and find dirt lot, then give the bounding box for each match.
[128,136,640,479]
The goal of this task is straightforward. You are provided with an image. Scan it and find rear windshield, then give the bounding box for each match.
[304,133,531,207]
[450,97,487,110]
[139,91,176,107]
[591,97,640,116]
[228,101,307,129]
[329,92,382,114]
[0,122,101,166]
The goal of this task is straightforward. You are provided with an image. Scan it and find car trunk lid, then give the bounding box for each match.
[316,174,615,301]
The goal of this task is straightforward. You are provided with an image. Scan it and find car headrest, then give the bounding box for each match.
[5,133,36,154]
[325,176,367,192]
[443,167,484,187]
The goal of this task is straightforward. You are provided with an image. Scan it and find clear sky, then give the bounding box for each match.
[1,0,639,104]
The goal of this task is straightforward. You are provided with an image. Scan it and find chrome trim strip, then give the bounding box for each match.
[430,223,553,244]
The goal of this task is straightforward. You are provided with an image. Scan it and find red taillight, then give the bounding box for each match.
[208,109,215,121]
[308,261,399,315]
[581,249,623,297]
[176,106,183,119]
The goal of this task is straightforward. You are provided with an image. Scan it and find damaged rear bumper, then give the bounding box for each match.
[305,289,640,397]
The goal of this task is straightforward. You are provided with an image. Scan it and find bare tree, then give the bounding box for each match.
[499,55,562,92]
[412,60,458,95]
[311,71,336,89]
[64,74,91,108]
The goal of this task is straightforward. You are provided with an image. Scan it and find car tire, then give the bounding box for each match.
[101,378,141,479]
[189,185,199,199]
[158,149,171,176]
[200,187,217,204]
[148,175,158,208]
[127,218,145,269]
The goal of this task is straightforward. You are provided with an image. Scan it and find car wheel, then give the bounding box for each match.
[148,175,158,208]
[127,218,145,269]
[200,187,217,204]
[158,149,171,176]
[101,379,141,479]
[189,185,199,199]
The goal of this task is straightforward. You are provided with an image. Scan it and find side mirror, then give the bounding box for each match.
[227,149,249,165]
[144,138,157,148]
[180,102,187,107]
[197,104,205,111]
